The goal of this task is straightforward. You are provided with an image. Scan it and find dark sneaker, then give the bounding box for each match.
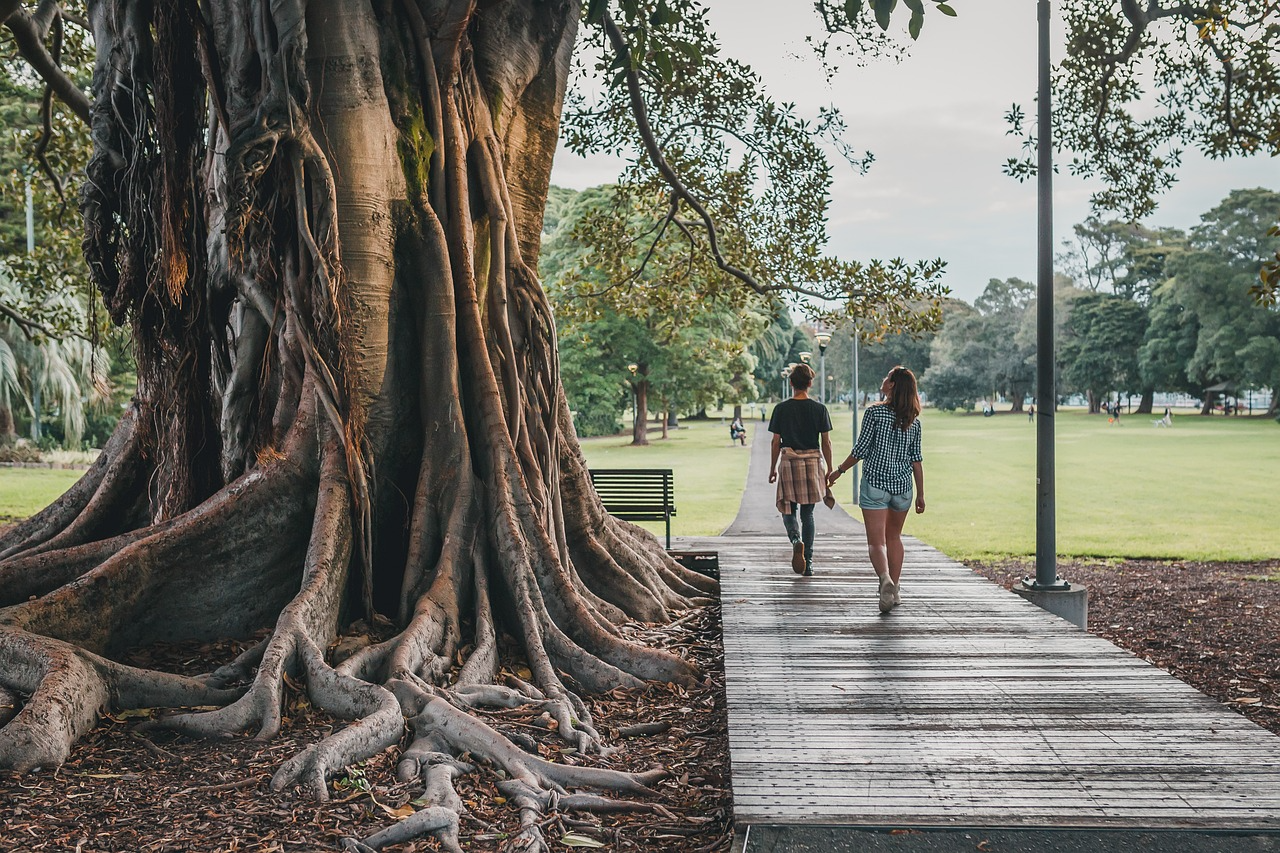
[791,540,806,574]
[803,562,814,577]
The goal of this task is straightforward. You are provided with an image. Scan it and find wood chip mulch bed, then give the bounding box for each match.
[969,557,1280,737]
[0,605,731,853]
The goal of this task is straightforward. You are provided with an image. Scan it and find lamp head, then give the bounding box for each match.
[798,351,812,363]
[627,363,638,375]
[815,331,831,352]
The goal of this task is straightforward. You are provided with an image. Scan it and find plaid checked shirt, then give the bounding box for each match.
[851,404,922,494]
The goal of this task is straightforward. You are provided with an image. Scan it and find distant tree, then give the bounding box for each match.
[1139,189,1280,414]
[543,185,766,443]
[1060,293,1149,413]
[1059,217,1189,411]
[821,322,936,407]
[921,301,984,411]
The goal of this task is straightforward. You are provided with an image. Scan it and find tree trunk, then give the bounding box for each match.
[0,2,713,848]
[0,405,14,441]
[1135,388,1154,414]
[732,404,742,420]
[1201,393,1215,415]
[29,386,41,443]
[1087,390,1100,414]
[631,380,650,446]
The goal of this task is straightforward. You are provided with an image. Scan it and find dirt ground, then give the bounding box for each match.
[0,606,732,853]
[969,558,1280,737]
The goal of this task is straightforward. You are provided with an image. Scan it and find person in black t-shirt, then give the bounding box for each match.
[768,364,833,576]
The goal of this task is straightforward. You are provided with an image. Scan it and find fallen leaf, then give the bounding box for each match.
[561,833,606,848]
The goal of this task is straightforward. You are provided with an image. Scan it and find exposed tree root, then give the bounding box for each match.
[0,1,723,849]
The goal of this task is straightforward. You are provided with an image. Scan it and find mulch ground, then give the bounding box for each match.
[0,606,731,853]
[969,557,1280,737]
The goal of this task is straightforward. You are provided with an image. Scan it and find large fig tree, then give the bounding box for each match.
[0,0,945,848]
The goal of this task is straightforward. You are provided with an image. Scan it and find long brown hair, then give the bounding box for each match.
[885,365,920,431]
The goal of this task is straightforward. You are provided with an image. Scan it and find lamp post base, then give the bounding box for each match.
[1015,580,1088,629]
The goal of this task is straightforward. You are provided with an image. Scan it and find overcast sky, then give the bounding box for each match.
[549,1,1278,304]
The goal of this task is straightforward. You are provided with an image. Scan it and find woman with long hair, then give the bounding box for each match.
[827,366,926,613]
[768,363,834,576]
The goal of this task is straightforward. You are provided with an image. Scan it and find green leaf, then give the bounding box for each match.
[586,0,608,25]
[654,50,674,84]
[936,2,957,16]
[562,835,607,848]
[843,0,863,19]
[675,39,702,64]
[903,0,924,13]
[908,9,923,38]
[872,0,896,30]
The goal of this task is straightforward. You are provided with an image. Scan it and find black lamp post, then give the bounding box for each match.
[815,331,831,403]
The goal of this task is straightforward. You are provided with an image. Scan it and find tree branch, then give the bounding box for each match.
[0,300,57,340]
[4,9,91,125]
[600,14,835,302]
[600,14,768,296]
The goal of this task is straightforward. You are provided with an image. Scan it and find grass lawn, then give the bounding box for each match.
[5,408,1274,561]
[859,408,1280,562]
[577,418,752,537]
[0,467,85,524]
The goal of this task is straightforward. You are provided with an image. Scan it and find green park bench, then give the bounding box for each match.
[588,468,718,577]
[588,468,676,549]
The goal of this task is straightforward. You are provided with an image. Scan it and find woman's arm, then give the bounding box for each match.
[769,432,782,483]
[912,460,926,513]
[826,452,860,486]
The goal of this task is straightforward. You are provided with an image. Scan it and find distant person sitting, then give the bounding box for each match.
[730,417,747,446]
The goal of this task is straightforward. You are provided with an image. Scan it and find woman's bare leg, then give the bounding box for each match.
[862,508,890,580]
[886,509,910,585]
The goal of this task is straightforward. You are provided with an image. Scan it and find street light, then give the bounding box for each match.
[627,363,639,436]
[798,351,812,364]
[850,324,860,503]
[815,331,831,403]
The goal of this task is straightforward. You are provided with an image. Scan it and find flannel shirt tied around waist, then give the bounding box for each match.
[776,447,826,514]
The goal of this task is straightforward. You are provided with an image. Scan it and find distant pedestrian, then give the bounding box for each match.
[768,364,833,577]
[1028,404,1035,423]
[828,366,925,613]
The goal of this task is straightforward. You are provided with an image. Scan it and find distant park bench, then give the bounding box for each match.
[589,468,676,548]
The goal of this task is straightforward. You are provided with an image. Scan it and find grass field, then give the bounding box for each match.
[860,408,1280,561]
[578,418,752,537]
[3,409,1276,561]
[0,467,85,523]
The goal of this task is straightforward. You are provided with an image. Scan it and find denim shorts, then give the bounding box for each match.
[859,476,912,512]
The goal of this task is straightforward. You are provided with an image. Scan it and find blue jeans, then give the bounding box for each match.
[781,502,815,564]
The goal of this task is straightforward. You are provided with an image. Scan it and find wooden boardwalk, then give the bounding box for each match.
[679,426,1280,831]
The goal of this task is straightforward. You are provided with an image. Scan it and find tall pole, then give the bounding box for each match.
[1030,0,1064,589]
[819,350,826,404]
[25,173,35,255]
[850,326,860,504]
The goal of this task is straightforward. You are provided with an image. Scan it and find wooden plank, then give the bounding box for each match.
[682,530,1280,829]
